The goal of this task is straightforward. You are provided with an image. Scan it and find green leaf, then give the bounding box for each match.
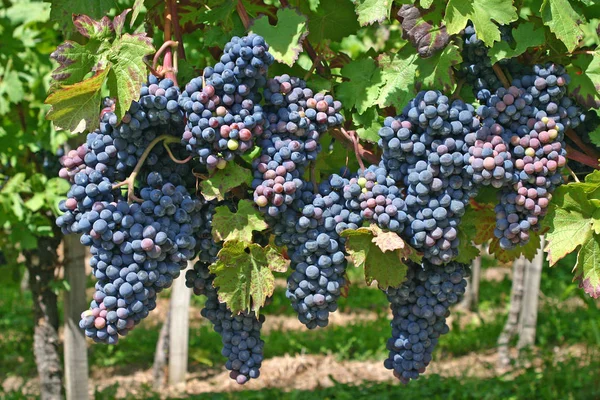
[489,231,542,263]
[45,68,109,134]
[251,8,308,66]
[574,235,600,298]
[445,0,518,46]
[415,43,462,93]
[131,0,145,27]
[540,0,584,52]
[210,241,287,314]
[460,201,497,245]
[308,0,321,12]
[212,200,268,243]
[353,107,381,143]
[568,52,600,109]
[353,0,392,26]
[0,69,24,107]
[544,185,595,266]
[200,163,252,201]
[455,228,481,264]
[25,193,46,212]
[421,0,435,8]
[376,47,419,109]
[341,225,417,289]
[337,58,382,115]
[106,33,154,120]
[312,136,360,179]
[308,0,361,43]
[488,22,546,64]
[49,0,117,32]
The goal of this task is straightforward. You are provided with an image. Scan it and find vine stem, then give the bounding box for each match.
[345,128,366,171]
[236,0,252,29]
[566,166,580,183]
[331,128,380,165]
[565,128,600,160]
[492,64,511,89]
[451,78,465,100]
[112,135,180,203]
[309,161,318,194]
[162,0,177,86]
[566,144,600,169]
[152,40,179,71]
[163,141,192,164]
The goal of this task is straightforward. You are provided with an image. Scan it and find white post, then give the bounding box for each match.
[517,236,545,351]
[168,262,192,386]
[63,235,89,400]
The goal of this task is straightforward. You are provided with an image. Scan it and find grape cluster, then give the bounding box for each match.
[384,260,469,383]
[271,174,362,328]
[78,173,204,344]
[513,63,583,129]
[179,82,266,168]
[56,76,185,235]
[251,75,344,216]
[494,117,565,248]
[203,34,274,101]
[378,91,479,264]
[185,261,265,385]
[342,163,407,233]
[457,23,515,102]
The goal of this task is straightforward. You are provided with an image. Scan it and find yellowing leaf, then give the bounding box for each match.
[200,163,252,201]
[212,200,268,243]
[210,241,287,314]
[544,185,595,266]
[353,0,392,26]
[341,226,415,289]
[45,68,109,134]
[574,235,600,298]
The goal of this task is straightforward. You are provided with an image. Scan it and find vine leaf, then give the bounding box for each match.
[543,184,596,266]
[130,0,144,27]
[210,241,287,314]
[45,69,109,134]
[397,4,450,58]
[376,46,419,109]
[106,34,155,119]
[199,163,252,201]
[353,107,381,143]
[341,225,419,289]
[353,0,392,26]
[445,0,518,46]
[461,200,497,245]
[307,0,360,43]
[415,43,461,92]
[574,235,600,299]
[49,0,116,32]
[568,52,600,109]
[489,231,541,263]
[540,0,584,52]
[337,58,383,115]
[251,8,308,66]
[212,200,268,243]
[46,11,154,133]
[488,21,545,64]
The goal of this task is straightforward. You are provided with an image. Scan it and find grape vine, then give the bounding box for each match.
[44,1,600,387]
